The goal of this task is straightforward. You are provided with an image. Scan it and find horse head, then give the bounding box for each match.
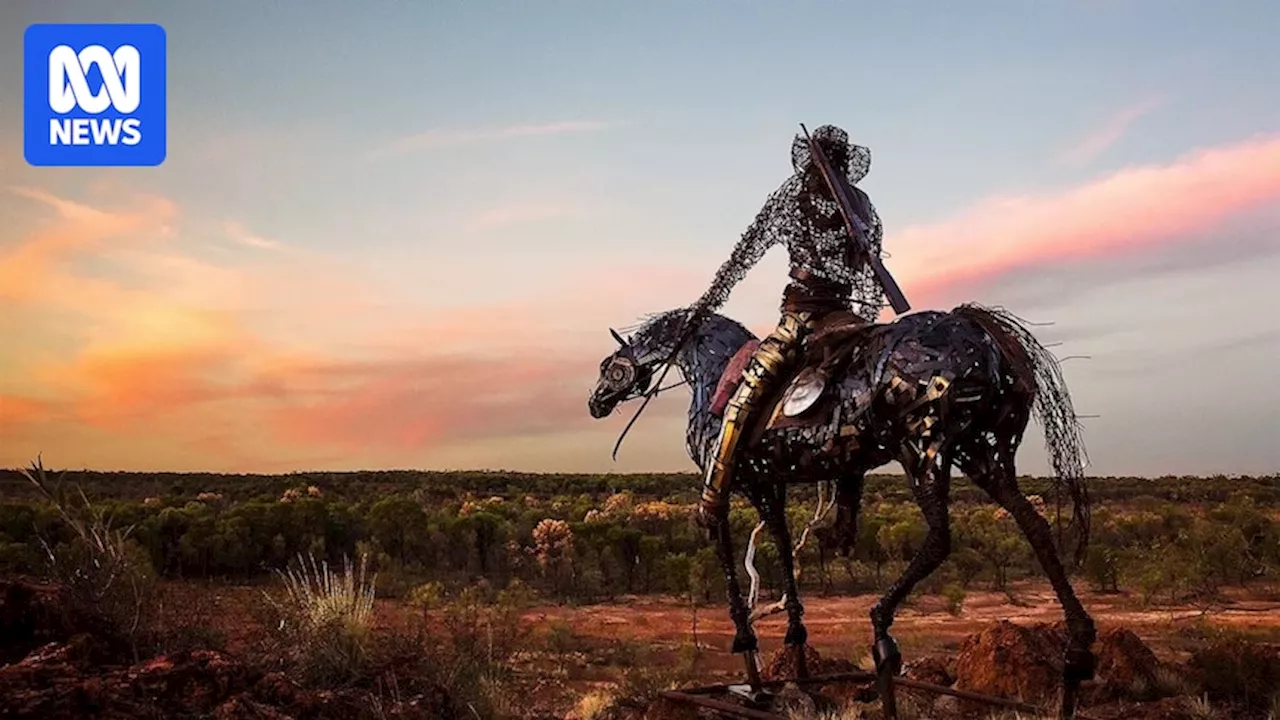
[587,310,688,419]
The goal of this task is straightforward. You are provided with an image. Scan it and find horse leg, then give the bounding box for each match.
[712,511,763,689]
[869,454,952,720]
[967,455,1096,719]
[832,472,864,557]
[762,486,809,679]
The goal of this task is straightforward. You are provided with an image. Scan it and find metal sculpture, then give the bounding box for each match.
[587,122,1095,719]
[587,307,1096,719]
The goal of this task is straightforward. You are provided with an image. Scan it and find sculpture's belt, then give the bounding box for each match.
[782,268,852,315]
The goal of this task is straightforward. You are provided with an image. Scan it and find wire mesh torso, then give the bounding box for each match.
[691,125,887,324]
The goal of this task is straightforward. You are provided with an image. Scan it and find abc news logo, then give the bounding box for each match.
[24,24,167,167]
[48,44,144,147]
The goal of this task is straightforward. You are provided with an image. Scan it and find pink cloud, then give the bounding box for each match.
[224,221,284,250]
[891,133,1280,305]
[1059,97,1164,166]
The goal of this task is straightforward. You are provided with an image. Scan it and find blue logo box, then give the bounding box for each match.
[24,23,167,167]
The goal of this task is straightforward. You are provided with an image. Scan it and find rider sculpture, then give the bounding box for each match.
[689,124,887,528]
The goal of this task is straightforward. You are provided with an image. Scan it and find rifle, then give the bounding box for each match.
[800,123,911,315]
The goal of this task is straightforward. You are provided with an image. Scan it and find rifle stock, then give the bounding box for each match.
[869,256,911,314]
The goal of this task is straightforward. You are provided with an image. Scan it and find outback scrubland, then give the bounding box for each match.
[2,462,1279,719]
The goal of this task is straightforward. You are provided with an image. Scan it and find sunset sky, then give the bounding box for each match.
[1,1,1278,477]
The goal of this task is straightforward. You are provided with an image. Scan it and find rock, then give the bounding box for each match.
[951,620,1068,710]
[127,649,255,714]
[761,644,861,680]
[0,581,459,720]
[903,653,954,687]
[0,581,80,664]
[950,621,1166,713]
[1091,626,1163,702]
[0,647,254,718]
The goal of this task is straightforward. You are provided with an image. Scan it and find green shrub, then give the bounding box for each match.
[1188,628,1280,714]
[941,582,966,616]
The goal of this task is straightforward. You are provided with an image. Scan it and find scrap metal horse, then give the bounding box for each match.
[587,305,1096,719]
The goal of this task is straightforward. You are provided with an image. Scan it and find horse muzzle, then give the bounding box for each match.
[588,397,612,419]
[587,385,621,419]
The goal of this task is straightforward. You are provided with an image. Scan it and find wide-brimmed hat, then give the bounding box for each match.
[790,124,871,185]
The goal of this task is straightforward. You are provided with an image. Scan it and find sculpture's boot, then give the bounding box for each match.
[699,312,811,521]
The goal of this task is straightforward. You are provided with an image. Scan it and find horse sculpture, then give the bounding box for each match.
[587,305,1096,719]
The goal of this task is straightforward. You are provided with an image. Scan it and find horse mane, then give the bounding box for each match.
[621,310,753,347]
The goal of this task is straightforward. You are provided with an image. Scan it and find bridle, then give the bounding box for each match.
[604,315,699,460]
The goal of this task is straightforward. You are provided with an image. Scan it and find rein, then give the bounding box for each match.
[610,363,688,460]
[610,314,700,460]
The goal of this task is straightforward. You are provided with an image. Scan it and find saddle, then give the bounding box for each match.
[709,310,876,437]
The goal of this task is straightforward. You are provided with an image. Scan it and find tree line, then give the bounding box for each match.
[2,469,1277,606]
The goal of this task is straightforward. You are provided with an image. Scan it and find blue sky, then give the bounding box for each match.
[1,1,1278,476]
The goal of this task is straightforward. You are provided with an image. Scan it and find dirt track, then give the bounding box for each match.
[524,581,1280,665]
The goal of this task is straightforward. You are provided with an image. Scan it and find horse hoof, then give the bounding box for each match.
[732,634,760,655]
[1063,647,1096,684]
[784,623,809,648]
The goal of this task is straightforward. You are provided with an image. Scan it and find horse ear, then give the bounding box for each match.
[610,328,629,347]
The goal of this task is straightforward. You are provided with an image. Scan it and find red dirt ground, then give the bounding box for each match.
[166,579,1280,718]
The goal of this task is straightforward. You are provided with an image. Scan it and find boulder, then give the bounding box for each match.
[761,644,861,681]
[950,621,1165,712]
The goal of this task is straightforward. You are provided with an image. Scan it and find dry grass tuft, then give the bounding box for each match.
[266,552,377,685]
[21,454,155,660]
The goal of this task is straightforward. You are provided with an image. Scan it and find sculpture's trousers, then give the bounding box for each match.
[701,310,816,510]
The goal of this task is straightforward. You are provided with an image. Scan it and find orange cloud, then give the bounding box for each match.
[891,134,1280,305]
[0,184,629,470]
[265,352,593,451]
[0,396,57,431]
[0,187,177,302]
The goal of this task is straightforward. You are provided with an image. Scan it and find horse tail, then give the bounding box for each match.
[956,303,1091,570]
